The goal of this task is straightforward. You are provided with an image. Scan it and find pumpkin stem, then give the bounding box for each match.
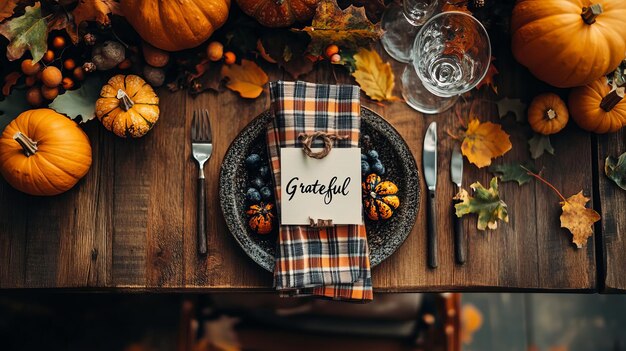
[581,3,603,24]
[545,108,557,120]
[13,132,38,157]
[116,89,134,112]
[600,87,625,112]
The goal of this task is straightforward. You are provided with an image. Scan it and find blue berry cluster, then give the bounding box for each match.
[245,153,273,203]
[361,149,385,176]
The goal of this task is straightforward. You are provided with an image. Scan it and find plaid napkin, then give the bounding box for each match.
[266,81,373,302]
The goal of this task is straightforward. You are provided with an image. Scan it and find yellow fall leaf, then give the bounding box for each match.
[352,48,400,102]
[221,59,269,99]
[461,118,512,168]
[73,0,121,26]
[560,191,601,248]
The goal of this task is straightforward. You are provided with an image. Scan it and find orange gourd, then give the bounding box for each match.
[528,93,569,135]
[362,174,400,221]
[246,202,275,234]
[95,75,160,138]
[569,77,626,133]
[121,0,231,51]
[511,0,626,88]
[236,0,319,28]
[0,109,92,196]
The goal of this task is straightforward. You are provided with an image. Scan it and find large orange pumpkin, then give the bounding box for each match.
[95,75,160,138]
[0,109,92,196]
[121,0,231,51]
[236,0,319,28]
[511,0,626,88]
[569,77,626,133]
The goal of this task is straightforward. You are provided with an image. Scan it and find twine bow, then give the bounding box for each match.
[298,132,348,159]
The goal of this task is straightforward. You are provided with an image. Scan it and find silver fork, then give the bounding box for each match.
[192,109,213,255]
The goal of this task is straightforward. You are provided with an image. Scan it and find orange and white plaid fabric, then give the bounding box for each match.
[267,81,373,302]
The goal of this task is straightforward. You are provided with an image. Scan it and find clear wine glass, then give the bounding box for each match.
[401,11,491,114]
[380,0,439,63]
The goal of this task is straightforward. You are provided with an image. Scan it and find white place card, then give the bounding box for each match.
[280,148,362,225]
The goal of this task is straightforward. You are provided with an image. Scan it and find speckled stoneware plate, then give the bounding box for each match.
[219,107,420,272]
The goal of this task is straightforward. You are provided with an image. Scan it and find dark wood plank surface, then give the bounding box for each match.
[0,46,604,292]
[597,131,626,292]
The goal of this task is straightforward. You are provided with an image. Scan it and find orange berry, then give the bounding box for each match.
[206,41,224,61]
[73,67,85,81]
[43,50,54,63]
[25,75,36,87]
[62,77,74,90]
[224,51,236,65]
[325,44,339,58]
[330,53,341,63]
[117,58,132,70]
[63,59,76,71]
[21,59,41,75]
[52,36,65,49]
[41,85,59,100]
[42,66,62,87]
[26,87,43,106]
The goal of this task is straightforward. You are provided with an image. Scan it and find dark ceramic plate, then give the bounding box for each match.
[219,107,420,272]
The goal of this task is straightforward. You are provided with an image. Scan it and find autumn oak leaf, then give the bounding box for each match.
[296,0,382,56]
[0,3,48,62]
[461,118,512,168]
[2,72,21,96]
[560,192,600,248]
[605,152,626,191]
[352,48,399,102]
[221,59,268,99]
[454,177,509,230]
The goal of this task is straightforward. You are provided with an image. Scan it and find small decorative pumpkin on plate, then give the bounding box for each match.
[362,173,400,221]
[121,0,231,51]
[511,0,626,88]
[0,109,92,196]
[528,93,569,135]
[96,74,160,138]
[236,0,319,27]
[246,202,275,234]
[569,77,626,133]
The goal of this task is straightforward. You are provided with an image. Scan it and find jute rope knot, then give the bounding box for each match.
[298,132,348,159]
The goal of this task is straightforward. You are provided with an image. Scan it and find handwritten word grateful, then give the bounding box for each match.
[285,176,351,205]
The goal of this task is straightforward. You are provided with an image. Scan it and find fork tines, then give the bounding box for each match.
[192,109,212,143]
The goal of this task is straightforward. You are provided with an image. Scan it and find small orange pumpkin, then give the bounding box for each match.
[236,0,319,28]
[246,202,275,234]
[527,93,569,135]
[362,174,400,221]
[0,109,92,196]
[569,77,626,134]
[95,75,160,138]
[122,0,231,51]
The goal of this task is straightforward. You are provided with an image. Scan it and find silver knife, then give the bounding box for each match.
[451,146,466,264]
[423,122,437,269]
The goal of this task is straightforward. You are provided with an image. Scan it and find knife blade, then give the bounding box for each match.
[423,122,438,268]
[451,146,466,264]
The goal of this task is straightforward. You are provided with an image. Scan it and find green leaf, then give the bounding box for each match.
[49,76,103,123]
[605,152,626,191]
[454,177,509,231]
[495,97,526,122]
[528,133,554,159]
[295,0,382,56]
[0,3,48,62]
[0,88,28,133]
[489,163,537,186]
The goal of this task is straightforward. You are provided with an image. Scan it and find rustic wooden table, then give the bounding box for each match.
[0,44,624,293]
